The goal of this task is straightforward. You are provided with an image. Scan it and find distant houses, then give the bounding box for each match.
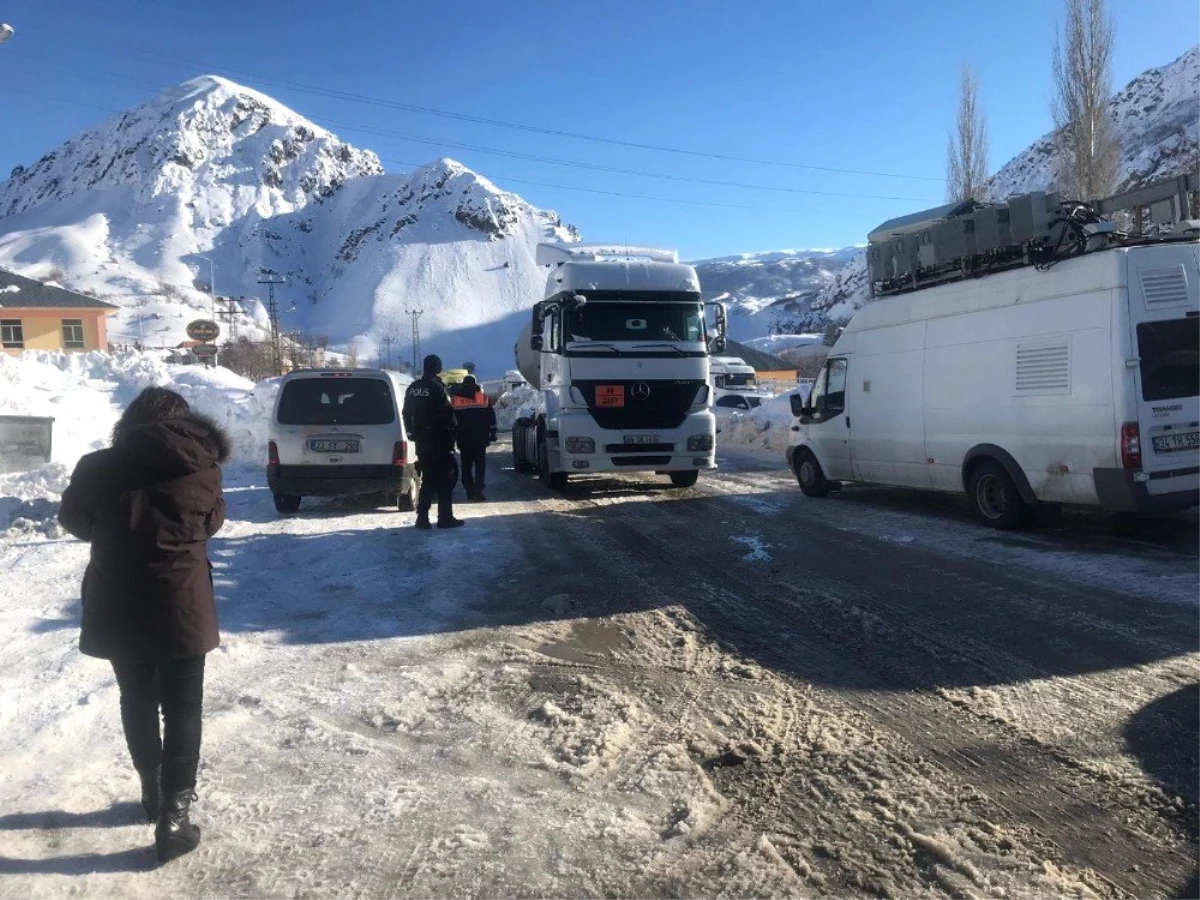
[0,269,118,354]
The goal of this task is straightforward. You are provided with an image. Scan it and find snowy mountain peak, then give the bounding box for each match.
[0,74,382,224]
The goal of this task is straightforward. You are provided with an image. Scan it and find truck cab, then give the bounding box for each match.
[512,243,726,490]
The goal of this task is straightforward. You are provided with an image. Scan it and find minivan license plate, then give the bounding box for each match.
[1152,432,1200,453]
[310,439,360,453]
[624,434,660,445]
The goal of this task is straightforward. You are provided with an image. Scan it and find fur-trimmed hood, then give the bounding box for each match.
[117,411,232,478]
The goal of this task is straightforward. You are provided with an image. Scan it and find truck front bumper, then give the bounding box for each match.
[552,414,716,473]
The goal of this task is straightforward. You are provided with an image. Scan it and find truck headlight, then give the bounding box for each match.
[565,436,595,454]
[687,434,714,452]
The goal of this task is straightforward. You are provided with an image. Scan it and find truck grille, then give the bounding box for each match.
[575,380,703,430]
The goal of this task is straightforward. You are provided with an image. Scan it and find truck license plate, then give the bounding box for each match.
[1152,431,1200,453]
[596,385,625,408]
[624,434,661,445]
[310,439,360,453]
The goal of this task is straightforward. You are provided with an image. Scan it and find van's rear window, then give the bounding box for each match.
[1137,319,1199,401]
[277,378,395,426]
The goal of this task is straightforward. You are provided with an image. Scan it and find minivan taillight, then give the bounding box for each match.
[1120,423,1142,470]
[392,441,407,466]
[268,440,280,466]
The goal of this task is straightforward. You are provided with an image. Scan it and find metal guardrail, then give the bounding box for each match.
[0,415,53,474]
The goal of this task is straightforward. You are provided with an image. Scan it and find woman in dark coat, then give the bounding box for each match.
[59,386,228,863]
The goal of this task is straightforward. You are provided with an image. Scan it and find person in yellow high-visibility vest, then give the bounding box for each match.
[450,375,497,501]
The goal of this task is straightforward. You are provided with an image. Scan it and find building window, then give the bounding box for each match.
[1,319,23,350]
[62,318,86,350]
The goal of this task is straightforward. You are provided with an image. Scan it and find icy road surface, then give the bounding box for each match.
[1,443,1196,898]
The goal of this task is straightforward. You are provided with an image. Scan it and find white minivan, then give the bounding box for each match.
[267,369,421,514]
[787,241,1200,527]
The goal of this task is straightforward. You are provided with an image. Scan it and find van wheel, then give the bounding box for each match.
[538,434,568,491]
[397,475,419,512]
[669,470,699,488]
[968,460,1030,529]
[273,492,301,515]
[794,450,830,498]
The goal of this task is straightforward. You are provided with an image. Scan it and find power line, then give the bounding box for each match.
[57,42,943,183]
[2,80,908,216]
[42,63,937,203]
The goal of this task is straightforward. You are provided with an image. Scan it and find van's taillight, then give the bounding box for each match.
[1120,423,1142,470]
[392,441,407,466]
[268,440,280,466]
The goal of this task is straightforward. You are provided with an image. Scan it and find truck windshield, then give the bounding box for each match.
[565,293,706,344]
[277,378,395,426]
[719,373,758,390]
[1137,319,1199,401]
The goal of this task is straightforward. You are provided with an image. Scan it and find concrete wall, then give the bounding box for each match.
[0,415,53,473]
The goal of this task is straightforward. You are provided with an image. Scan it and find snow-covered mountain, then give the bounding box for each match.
[813,45,1200,324]
[0,76,573,373]
[690,247,860,339]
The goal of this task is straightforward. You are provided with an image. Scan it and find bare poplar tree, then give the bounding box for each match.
[945,65,990,202]
[1051,0,1119,198]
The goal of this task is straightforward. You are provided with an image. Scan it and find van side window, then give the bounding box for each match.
[809,358,847,419]
[825,359,847,415]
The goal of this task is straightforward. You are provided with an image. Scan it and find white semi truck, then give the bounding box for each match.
[512,242,727,490]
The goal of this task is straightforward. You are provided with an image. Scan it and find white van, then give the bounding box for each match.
[787,241,1200,527]
[266,369,421,514]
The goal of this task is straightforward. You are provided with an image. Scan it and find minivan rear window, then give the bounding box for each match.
[277,378,395,425]
[1137,319,1199,401]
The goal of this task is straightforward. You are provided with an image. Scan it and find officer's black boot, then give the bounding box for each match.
[415,515,432,529]
[156,789,201,863]
[138,765,161,823]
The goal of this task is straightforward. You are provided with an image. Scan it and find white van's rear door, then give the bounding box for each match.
[275,373,399,467]
[1125,244,1200,495]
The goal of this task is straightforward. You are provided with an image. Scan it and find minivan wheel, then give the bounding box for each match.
[968,460,1030,530]
[794,450,830,498]
[273,492,301,515]
[397,474,419,512]
[669,470,699,488]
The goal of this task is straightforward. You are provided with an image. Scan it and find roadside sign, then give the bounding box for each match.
[193,343,219,358]
[186,319,221,342]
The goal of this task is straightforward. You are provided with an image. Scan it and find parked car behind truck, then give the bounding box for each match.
[788,181,1199,527]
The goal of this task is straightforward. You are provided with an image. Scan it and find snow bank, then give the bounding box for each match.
[494,385,538,429]
[718,393,800,453]
[0,351,274,524]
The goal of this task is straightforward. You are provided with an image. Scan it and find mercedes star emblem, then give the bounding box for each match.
[631,382,651,401]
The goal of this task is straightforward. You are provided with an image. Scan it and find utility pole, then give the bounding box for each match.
[216,296,242,341]
[258,275,286,376]
[381,334,396,369]
[405,308,424,372]
[196,256,217,318]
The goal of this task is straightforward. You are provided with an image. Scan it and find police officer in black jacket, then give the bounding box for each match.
[402,354,464,530]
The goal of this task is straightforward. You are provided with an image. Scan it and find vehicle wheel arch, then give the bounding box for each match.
[961,445,1036,505]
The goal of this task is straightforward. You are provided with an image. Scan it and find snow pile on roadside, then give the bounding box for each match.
[719,394,798,453]
[495,384,538,429]
[0,352,276,528]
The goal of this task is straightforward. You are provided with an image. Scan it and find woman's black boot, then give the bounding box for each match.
[155,789,201,863]
[137,766,161,822]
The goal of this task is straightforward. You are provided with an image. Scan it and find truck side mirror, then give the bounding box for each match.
[530,334,544,351]
[710,334,726,354]
[789,394,813,418]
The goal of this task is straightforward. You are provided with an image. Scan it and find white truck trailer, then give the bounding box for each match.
[512,242,727,490]
[788,175,1200,527]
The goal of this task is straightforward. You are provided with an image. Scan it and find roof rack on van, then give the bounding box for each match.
[867,173,1200,298]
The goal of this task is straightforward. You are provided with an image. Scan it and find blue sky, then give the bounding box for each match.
[0,0,1195,259]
